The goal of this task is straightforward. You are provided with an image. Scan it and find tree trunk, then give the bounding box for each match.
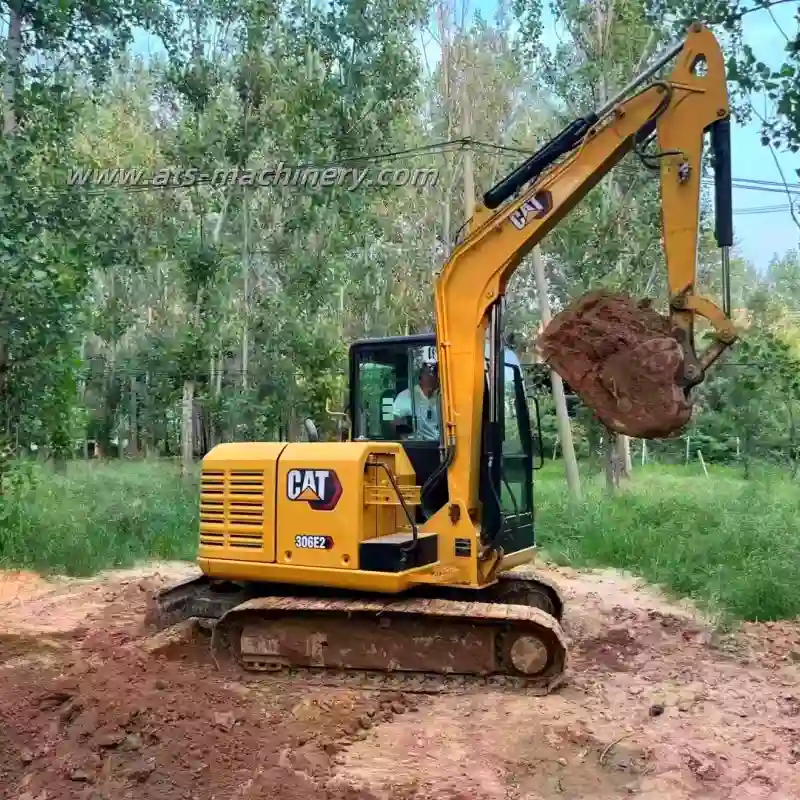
[241,193,250,392]
[533,247,581,500]
[142,371,154,457]
[616,434,632,481]
[605,429,622,493]
[787,402,798,478]
[437,0,454,254]
[461,68,475,220]
[128,377,139,457]
[3,3,22,135]
[181,380,195,479]
[0,434,11,496]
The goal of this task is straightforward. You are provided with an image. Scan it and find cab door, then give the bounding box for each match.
[497,362,535,552]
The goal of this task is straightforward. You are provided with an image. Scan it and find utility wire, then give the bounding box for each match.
[70,138,478,196]
[73,357,794,378]
[64,136,800,189]
[59,135,800,219]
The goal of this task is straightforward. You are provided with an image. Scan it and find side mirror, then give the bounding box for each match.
[303,418,320,442]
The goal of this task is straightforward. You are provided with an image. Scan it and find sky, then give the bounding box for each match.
[132,1,799,271]
[721,4,799,269]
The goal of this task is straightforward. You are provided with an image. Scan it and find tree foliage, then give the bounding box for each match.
[644,0,800,159]
[0,0,797,482]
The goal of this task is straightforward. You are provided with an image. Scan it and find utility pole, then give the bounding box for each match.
[461,80,475,219]
[532,246,582,500]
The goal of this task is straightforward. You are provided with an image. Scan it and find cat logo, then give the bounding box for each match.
[509,190,553,230]
[286,468,343,511]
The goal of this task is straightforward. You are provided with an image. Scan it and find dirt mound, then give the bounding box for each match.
[0,569,400,800]
[5,562,800,800]
[1,643,387,800]
[538,290,693,439]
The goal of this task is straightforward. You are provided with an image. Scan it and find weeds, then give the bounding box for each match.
[0,459,198,576]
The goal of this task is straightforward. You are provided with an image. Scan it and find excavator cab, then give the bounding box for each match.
[348,334,540,555]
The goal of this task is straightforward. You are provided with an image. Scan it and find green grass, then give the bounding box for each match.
[535,461,800,623]
[0,460,199,576]
[1,457,799,623]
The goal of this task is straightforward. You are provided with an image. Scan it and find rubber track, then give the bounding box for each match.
[211,594,569,695]
[223,666,567,696]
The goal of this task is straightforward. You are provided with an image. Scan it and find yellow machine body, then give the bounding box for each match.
[197,440,531,593]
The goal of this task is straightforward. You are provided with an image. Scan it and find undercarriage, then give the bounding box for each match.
[146,570,569,694]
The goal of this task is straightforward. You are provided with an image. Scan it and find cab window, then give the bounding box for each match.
[352,345,441,441]
[499,362,533,515]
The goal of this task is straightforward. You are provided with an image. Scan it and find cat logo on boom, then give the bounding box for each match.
[509,190,553,230]
[286,468,343,511]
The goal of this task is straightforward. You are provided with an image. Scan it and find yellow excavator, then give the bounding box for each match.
[147,23,738,692]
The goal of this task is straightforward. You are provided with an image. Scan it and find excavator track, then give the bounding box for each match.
[147,571,568,694]
[222,664,559,696]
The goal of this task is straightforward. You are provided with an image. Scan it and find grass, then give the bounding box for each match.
[0,457,798,623]
[535,461,800,623]
[0,460,199,576]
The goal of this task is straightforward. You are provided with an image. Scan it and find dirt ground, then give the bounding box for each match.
[2,563,799,800]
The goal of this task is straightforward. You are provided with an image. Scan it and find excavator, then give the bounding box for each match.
[147,22,738,692]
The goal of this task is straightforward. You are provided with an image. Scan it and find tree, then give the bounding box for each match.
[645,0,799,159]
[511,0,682,488]
[0,0,171,466]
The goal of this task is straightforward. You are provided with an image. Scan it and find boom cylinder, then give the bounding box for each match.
[711,116,733,316]
[482,35,687,210]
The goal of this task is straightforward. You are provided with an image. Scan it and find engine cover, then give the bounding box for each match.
[198,441,420,572]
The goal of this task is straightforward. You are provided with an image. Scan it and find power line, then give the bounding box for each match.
[71,355,797,378]
[56,136,800,218]
[453,139,800,194]
[70,139,476,196]
[735,204,799,215]
[731,177,800,192]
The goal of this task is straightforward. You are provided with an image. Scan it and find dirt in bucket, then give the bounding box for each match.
[537,290,693,439]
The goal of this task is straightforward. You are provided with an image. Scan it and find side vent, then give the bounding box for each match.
[199,470,225,547]
[200,469,265,550]
[227,470,265,548]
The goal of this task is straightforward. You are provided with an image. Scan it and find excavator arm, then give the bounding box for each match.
[434,22,737,513]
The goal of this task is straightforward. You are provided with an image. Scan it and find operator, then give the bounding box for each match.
[392,361,440,441]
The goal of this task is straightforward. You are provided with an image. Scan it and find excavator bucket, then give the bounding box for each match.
[537,290,693,439]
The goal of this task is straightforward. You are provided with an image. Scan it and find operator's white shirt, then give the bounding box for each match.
[393,385,440,441]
